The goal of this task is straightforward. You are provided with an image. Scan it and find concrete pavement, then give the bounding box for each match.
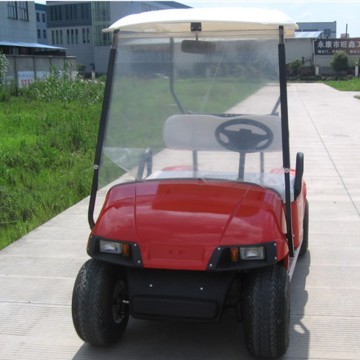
[1,83,360,359]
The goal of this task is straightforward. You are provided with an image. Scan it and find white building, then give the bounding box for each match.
[0,1,64,56]
[297,21,337,39]
[46,1,190,74]
[0,2,37,47]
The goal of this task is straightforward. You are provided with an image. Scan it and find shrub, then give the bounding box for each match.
[0,51,8,85]
[22,66,105,105]
[0,51,11,101]
[331,51,349,75]
[289,59,302,77]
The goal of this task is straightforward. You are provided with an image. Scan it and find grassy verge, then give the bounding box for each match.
[324,77,360,92]
[0,90,101,250]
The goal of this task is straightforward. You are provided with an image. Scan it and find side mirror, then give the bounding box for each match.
[294,152,304,199]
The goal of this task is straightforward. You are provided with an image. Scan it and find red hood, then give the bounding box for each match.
[93,180,286,270]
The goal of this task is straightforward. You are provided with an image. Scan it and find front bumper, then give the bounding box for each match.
[126,268,234,321]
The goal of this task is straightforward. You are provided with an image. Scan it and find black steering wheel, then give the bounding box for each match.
[215,118,273,153]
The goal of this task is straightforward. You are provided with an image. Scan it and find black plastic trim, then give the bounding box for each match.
[294,152,304,199]
[87,235,143,268]
[131,296,218,320]
[207,242,278,271]
[127,268,234,321]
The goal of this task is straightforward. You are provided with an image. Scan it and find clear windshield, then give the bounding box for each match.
[99,32,286,197]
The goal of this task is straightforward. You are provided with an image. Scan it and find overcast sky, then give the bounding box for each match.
[181,0,360,38]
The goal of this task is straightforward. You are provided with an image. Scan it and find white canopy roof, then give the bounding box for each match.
[105,7,298,38]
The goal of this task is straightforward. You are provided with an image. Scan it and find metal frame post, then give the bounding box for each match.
[88,30,119,229]
[278,26,294,257]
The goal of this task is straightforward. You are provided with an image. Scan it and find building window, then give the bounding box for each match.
[36,12,40,22]
[92,2,110,22]
[50,5,62,22]
[64,4,78,21]
[65,5,70,21]
[53,30,64,45]
[80,4,88,20]
[43,30,47,39]
[37,29,41,38]
[93,24,111,46]
[49,7,54,21]
[67,29,70,44]
[92,2,111,46]
[42,13,46,23]
[86,28,90,43]
[141,4,160,12]
[323,29,331,39]
[18,2,29,21]
[75,29,79,44]
[56,6,62,21]
[7,2,18,19]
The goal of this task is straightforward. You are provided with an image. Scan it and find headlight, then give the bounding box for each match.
[99,240,123,254]
[208,243,276,271]
[87,236,141,267]
[240,246,265,260]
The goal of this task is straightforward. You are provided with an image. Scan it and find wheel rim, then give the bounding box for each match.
[112,280,128,324]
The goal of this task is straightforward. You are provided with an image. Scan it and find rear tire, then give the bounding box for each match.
[299,200,309,257]
[243,265,290,359]
[72,259,129,346]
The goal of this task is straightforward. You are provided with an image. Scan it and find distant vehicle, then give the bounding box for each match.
[71,7,308,359]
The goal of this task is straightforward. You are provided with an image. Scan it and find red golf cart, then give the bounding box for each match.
[72,7,308,359]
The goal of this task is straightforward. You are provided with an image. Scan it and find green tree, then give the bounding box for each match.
[331,51,349,75]
[289,59,302,77]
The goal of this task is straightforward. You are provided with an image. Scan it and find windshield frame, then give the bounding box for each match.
[88,25,294,255]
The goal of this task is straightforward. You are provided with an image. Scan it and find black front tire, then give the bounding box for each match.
[243,265,290,359]
[72,259,129,346]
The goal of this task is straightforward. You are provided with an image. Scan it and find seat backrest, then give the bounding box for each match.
[163,114,282,152]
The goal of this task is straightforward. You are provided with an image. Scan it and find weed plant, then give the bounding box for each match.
[0,76,103,249]
[22,68,104,105]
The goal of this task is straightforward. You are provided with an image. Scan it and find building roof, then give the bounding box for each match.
[105,7,298,38]
[295,31,323,39]
[0,41,66,50]
[153,1,190,9]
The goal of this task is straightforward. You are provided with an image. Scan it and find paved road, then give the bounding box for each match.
[1,83,360,359]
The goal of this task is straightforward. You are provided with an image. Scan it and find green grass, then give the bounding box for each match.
[175,78,263,113]
[324,77,360,92]
[108,77,264,147]
[0,97,100,249]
